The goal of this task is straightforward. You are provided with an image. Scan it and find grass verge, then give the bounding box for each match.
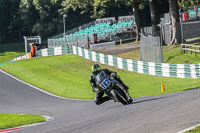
[0,52,24,64]
[184,126,200,133]
[0,113,45,130]
[1,54,200,99]
[115,45,200,64]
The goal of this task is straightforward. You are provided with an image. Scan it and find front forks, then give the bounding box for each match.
[110,89,118,102]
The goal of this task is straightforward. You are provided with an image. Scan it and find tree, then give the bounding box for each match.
[132,1,144,41]
[178,0,200,10]
[149,0,160,36]
[32,0,63,37]
[0,0,11,43]
[0,0,22,43]
[169,0,181,45]
[60,0,94,31]
[8,0,24,42]
[61,0,93,14]
[20,0,39,36]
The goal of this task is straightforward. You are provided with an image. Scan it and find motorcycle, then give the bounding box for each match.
[95,71,132,105]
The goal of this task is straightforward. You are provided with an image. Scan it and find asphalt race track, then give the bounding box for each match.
[0,70,200,133]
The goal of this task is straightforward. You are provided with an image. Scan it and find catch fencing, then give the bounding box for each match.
[11,46,200,79]
[160,13,200,45]
[140,34,163,63]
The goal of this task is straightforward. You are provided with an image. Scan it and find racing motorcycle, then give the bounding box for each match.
[95,71,132,105]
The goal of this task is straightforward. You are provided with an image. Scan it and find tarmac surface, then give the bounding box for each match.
[1,69,200,133]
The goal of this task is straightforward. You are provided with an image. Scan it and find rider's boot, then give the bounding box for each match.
[95,96,111,105]
[123,84,129,90]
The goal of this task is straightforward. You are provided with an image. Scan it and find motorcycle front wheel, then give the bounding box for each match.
[111,86,128,105]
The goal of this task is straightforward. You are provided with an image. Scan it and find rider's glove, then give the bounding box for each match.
[111,72,117,77]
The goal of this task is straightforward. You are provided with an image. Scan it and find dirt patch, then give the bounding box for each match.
[92,44,140,55]
[134,57,140,61]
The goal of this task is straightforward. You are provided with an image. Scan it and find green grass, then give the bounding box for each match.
[115,45,200,64]
[114,49,141,61]
[162,45,200,64]
[185,126,200,133]
[1,54,200,99]
[0,114,45,130]
[0,52,25,64]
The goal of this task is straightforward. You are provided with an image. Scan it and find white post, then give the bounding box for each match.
[23,36,28,59]
[180,14,184,43]
[63,14,67,44]
[37,35,41,44]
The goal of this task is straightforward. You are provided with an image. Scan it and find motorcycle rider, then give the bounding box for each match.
[89,64,132,105]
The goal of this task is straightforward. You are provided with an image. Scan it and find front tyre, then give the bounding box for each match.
[114,85,129,105]
[128,97,133,104]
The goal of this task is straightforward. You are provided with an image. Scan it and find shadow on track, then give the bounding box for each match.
[106,96,168,109]
[131,97,167,105]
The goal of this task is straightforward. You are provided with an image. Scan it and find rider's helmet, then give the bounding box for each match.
[91,64,101,75]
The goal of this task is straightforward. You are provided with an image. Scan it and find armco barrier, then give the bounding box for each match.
[11,46,200,79]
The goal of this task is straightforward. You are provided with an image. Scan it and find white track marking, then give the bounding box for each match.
[176,124,200,133]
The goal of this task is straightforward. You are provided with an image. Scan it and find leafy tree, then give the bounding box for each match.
[0,0,171,44]
[60,0,94,31]
[0,0,21,43]
[178,0,200,10]
[32,0,63,37]
[61,0,93,14]
[20,0,39,36]
[0,0,10,43]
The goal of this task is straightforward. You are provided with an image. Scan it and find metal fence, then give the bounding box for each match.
[49,21,96,40]
[96,17,115,24]
[181,43,200,56]
[118,15,134,22]
[48,36,90,49]
[159,13,200,45]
